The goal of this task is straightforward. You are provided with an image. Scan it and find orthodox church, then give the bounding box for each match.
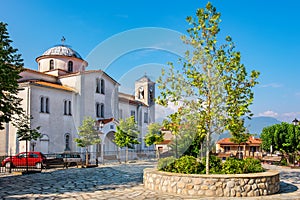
[0,42,155,161]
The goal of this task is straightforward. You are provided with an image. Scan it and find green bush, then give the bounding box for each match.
[221,157,244,174]
[222,157,264,174]
[158,156,264,175]
[157,156,176,172]
[201,155,222,174]
[173,155,204,174]
[242,158,264,173]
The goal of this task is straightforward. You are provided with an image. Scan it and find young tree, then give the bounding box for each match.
[74,116,101,166]
[114,116,139,163]
[0,22,24,130]
[144,122,164,146]
[162,112,182,158]
[157,2,259,174]
[13,114,41,171]
[144,122,164,158]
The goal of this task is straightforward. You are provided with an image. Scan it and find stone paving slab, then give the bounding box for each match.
[0,161,300,199]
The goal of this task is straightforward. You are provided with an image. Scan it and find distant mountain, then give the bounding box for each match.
[244,117,281,136]
[217,116,281,140]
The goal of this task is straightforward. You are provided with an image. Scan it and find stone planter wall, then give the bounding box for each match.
[143,168,280,197]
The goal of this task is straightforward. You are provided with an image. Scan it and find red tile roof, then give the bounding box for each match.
[217,137,262,145]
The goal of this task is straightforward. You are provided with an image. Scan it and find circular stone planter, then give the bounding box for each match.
[143,168,280,197]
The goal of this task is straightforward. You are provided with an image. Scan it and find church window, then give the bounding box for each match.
[49,59,54,70]
[96,103,100,117]
[96,78,100,93]
[100,103,104,118]
[64,100,72,115]
[45,97,49,113]
[65,134,71,151]
[100,79,105,94]
[68,61,73,72]
[68,101,72,115]
[138,86,144,99]
[40,96,49,113]
[96,103,104,118]
[40,97,44,112]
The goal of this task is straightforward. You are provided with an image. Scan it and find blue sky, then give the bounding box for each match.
[1,0,300,122]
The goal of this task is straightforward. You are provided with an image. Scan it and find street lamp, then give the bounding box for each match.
[31,141,36,151]
[292,118,299,166]
[96,120,104,165]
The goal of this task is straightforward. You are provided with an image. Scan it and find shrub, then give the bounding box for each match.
[222,157,264,174]
[201,155,222,174]
[221,157,244,174]
[242,158,264,173]
[157,156,176,172]
[173,155,204,174]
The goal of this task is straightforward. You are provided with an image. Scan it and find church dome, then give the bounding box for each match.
[42,45,82,59]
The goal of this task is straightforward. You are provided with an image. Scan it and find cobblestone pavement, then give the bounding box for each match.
[0,161,300,200]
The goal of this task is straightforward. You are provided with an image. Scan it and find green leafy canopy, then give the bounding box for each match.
[0,22,24,129]
[156,2,260,174]
[74,116,101,148]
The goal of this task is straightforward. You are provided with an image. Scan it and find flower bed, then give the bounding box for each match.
[143,168,280,197]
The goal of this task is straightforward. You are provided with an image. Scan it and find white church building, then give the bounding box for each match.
[0,44,155,161]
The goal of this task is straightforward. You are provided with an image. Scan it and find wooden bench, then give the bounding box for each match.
[261,156,282,164]
[103,155,121,164]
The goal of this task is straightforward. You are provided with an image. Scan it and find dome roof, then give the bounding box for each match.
[42,45,82,59]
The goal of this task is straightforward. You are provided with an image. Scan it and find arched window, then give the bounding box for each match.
[49,59,54,70]
[96,78,100,93]
[100,103,104,118]
[100,79,105,94]
[64,100,67,115]
[68,61,73,72]
[45,97,49,113]
[64,100,72,115]
[40,97,44,112]
[96,103,100,117]
[65,134,70,151]
[40,96,50,113]
[68,101,72,115]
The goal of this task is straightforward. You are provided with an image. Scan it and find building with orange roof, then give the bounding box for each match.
[216,136,262,159]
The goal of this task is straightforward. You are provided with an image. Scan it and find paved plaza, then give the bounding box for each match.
[0,161,300,200]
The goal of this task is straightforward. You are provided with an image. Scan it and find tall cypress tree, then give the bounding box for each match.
[0,22,24,129]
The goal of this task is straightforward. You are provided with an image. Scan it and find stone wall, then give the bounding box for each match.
[143,168,280,197]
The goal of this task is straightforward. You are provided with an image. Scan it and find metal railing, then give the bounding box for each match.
[1,149,158,174]
[0,155,42,174]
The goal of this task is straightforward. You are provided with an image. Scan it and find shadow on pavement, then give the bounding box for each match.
[279,181,298,194]
[0,162,155,199]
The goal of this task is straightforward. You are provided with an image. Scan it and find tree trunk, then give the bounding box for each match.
[26,140,28,173]
[85,147,89,167]
[205,133,210,174]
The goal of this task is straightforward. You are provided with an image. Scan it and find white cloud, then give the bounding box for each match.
[155,102,181,122]
[260,83,282,88]
[258,110,279,117]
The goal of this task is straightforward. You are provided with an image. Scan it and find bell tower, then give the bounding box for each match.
[135,75,155,106]
[135,75,155,124]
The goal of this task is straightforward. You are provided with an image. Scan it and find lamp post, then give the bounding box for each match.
[97,121,104,165]
[292,118,299,166]
[31,141,36,151]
